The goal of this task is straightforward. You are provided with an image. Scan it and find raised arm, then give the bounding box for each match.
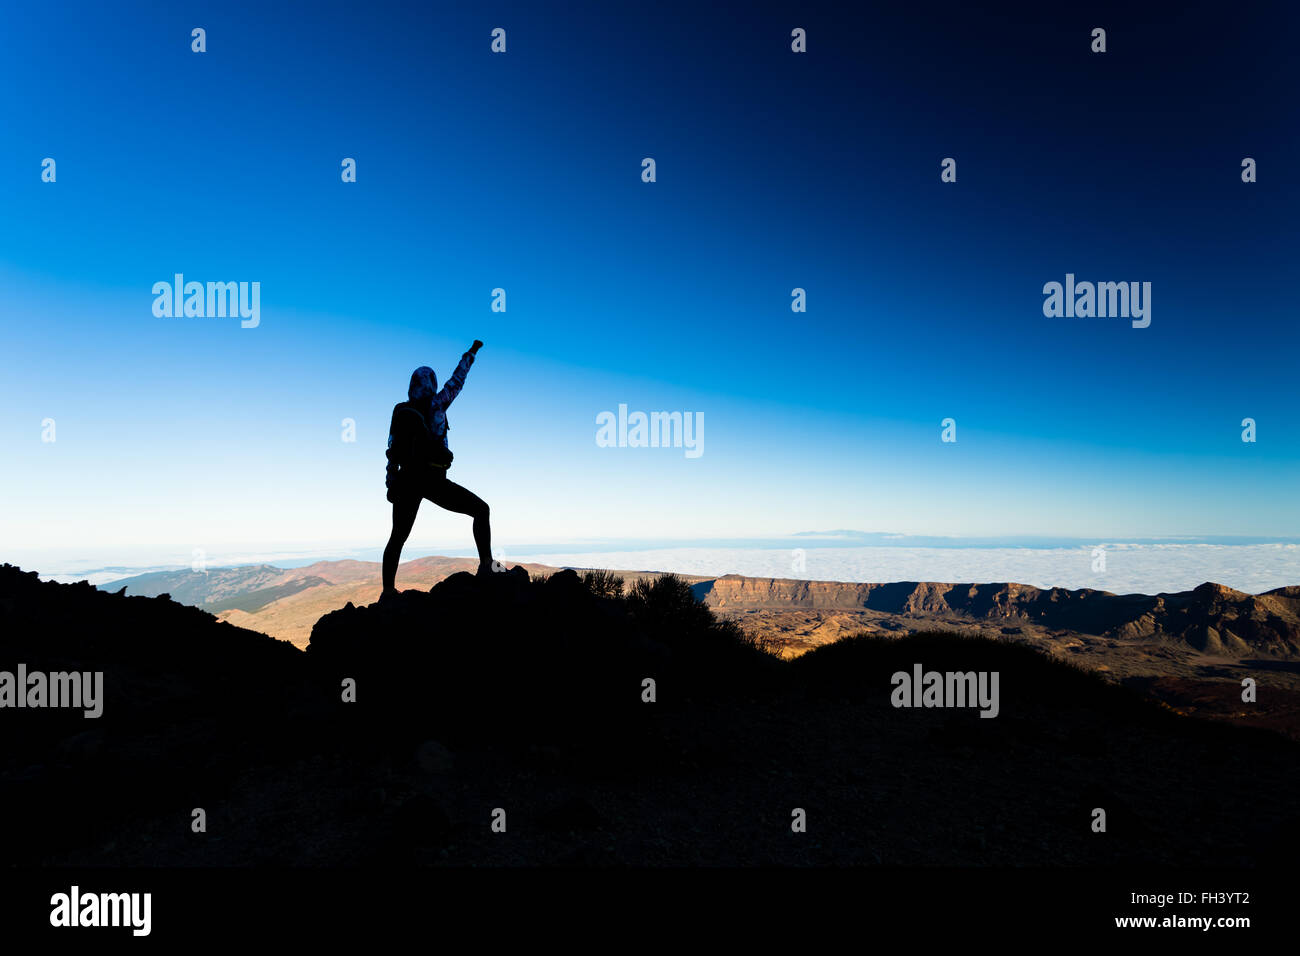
[435,340,483,408]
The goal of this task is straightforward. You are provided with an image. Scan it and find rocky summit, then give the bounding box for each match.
[2,562,1298,867]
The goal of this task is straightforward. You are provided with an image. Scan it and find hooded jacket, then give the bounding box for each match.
[385,351,475,488]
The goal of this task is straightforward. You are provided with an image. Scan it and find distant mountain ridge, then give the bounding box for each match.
[693,576,1300,658]
[103,559,1300,661]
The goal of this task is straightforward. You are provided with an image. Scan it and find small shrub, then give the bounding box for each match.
[581,569,625,599]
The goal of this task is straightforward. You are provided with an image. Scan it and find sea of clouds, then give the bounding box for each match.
[32,542,1300,597]
[508,543,1300,595]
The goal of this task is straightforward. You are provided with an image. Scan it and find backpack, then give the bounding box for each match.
[386,404,453,493]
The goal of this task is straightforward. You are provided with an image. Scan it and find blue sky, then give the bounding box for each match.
[2,0,1298,570]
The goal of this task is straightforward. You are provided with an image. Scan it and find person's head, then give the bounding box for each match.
[408,366,437,408]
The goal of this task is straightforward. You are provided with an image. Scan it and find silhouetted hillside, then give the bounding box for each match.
[2,563,1297,867]
[0,564,311,863]
[307,567,778,752]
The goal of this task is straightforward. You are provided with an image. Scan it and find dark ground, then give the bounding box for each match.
[1,562,1296,867]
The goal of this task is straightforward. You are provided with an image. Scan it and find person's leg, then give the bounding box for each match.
[382,496,421,592]
[424,476,492,573]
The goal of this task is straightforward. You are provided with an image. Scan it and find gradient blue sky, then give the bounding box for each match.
[2,0,1298,570]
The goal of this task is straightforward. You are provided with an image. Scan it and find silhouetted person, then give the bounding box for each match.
[382,340,491,597]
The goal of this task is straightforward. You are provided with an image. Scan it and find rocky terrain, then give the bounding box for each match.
[102,560,1300,739]
[693,576,1300,658]
[4,561,1298,868]
[108,557,702,648]
[106,561,1300,659]
[694,575,1300,739]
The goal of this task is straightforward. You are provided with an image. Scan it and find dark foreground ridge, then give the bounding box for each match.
[1,562,1296,866]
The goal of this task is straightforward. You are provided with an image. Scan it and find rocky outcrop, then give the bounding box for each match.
[4,562,1299,867]
[695,576,1300,657]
